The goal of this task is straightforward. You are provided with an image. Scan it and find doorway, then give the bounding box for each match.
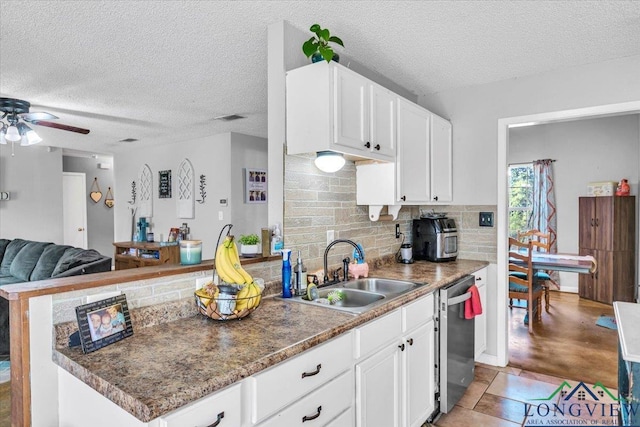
[496,100,640,366]
[62,172,88,249]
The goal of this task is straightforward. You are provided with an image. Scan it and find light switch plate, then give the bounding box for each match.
[479,212,494,227]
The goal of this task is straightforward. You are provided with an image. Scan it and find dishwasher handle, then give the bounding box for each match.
[447,292,471,307]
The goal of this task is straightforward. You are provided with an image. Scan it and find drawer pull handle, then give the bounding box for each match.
[407,338,414,346]
[302,406,322,422]
[302,364,322,378]
[207,411,224,427]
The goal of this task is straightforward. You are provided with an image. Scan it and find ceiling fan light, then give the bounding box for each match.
[5,125,20,142]
[24,129,42,145]
[314,151,345,173]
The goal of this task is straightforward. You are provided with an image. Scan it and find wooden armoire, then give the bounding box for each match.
[578,196,636,304]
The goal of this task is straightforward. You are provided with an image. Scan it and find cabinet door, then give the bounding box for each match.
[594,197,614,251]
[369,83,396,159]
[356,344,401,427]
[334,67,369,152]
[578,197,596,249]
[430,114,452,202]
[396,97,431,203]
[403,322,435,427]
[578,248,597,300]
[473,268,487,358]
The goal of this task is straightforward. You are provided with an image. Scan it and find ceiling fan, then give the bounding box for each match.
[0,97,90,147]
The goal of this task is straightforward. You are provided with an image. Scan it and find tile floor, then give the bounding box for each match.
[430,363,619,427]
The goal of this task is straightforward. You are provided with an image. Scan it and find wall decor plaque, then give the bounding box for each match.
[159,170,172,198]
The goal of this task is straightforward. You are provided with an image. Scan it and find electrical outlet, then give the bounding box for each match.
[327,230,335,245]
[396,224,401,238]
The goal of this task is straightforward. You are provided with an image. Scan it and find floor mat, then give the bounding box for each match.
[0,361,9,384]
[596,315,617,330]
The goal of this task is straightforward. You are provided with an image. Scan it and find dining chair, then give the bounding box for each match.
[516,229,553,311]
[508,237,543,333]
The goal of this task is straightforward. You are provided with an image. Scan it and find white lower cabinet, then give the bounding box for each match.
[248,332,353,425]
[355,294,435,427]
[474,267,488,359]
[159,383,241,427]
[256,371,353,427]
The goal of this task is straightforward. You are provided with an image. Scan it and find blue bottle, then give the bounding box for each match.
[281,249,292,298]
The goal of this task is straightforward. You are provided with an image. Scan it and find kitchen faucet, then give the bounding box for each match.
[323,239,364,285]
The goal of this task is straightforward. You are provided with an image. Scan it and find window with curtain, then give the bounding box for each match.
[508,163,533,238]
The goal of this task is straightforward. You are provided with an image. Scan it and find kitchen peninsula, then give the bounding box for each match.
[48,258,487,426]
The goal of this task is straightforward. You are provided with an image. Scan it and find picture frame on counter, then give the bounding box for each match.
[75,294,133,354]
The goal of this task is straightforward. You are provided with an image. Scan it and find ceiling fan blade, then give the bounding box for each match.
[19,111,59,122]
[31,120,90,134]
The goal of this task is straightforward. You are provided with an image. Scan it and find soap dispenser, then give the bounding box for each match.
[281,249,292,298]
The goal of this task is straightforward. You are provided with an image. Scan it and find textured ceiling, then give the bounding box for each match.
[1,1,639,155]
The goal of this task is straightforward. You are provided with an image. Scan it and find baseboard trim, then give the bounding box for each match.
[475,353,503,367]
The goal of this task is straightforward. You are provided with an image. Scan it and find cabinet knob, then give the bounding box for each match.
[364,141,371,148]
[407,338,414,346]
[401,196,406,201]
[433,196,439,201]
[77,227,85,232]
[591,218,595,227]
[374,144,380,151]
[398,343,405,351]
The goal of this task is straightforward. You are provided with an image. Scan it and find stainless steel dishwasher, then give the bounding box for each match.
[438,275,475,414]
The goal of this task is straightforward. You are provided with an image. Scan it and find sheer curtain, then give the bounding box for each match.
[528,159,559,287]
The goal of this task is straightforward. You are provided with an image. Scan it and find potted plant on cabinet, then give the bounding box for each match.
[238,234,260,257]
[302,23,344,63]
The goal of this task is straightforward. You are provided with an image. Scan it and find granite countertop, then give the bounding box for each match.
[54,258,488,422]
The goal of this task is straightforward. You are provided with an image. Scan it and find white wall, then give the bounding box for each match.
[509,114,640,293]
[230,133,268,238]
[0,145,64,242]
[419,54,640,205]
[114,132,267,259]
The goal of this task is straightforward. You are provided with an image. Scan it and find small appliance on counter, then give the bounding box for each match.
[397,243,414,264]
[413,215,458,262]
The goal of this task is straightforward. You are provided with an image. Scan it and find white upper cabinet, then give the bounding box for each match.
[396,98,453,204]
[396,97,431,203]
[286,62,395,162]
[429,113,453,203]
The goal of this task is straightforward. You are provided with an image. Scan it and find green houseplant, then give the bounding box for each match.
[238,234,260,256]
[302,24,344,63]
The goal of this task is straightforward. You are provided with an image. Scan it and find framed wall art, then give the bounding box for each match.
[75,294,133,354]
[244,168,267,204]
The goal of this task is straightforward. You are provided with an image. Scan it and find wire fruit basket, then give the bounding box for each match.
[195,281,263,320]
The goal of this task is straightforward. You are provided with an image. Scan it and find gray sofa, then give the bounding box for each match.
[0,238,112,355]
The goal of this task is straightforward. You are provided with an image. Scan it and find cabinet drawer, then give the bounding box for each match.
[250,332,353,424]
[257,370,353,427]
[355,309,402,359]
[325,407,354,427]
[402,293,434,333]
[160,382,241,427]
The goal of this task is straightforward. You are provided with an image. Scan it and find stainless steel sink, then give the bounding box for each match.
[341,278,418,294]
[317,288,385,307]
[282,277,427,314]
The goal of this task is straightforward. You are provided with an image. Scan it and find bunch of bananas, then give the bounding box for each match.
[214,235,262,311]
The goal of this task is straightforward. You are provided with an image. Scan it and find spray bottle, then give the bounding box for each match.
[281,248,292,298]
